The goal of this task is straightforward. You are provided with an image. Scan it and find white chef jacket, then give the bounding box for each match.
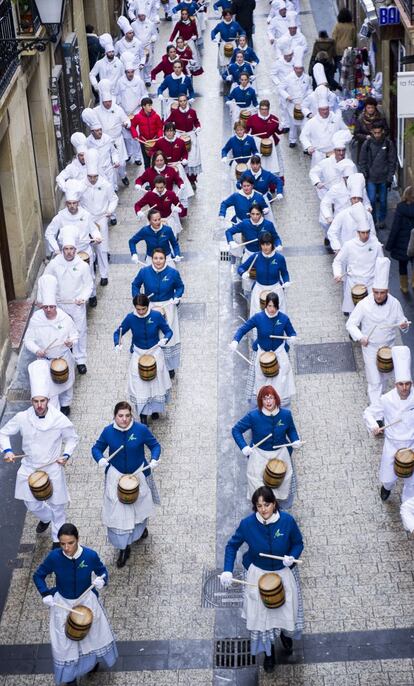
[44,255,94,303]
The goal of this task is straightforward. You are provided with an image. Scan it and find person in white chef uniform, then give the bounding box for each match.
[364,346,414,503]
[327,174,375,253]
[347,257,410,415]
[0,359,78,545]
[94,79,131,188]
[279,46,312,148]
[24,274,79,415]
[56,132,88,193]
[44,226,94,376]
[299,85,347,167]
[89,32,124,95]
[115,52,147,166]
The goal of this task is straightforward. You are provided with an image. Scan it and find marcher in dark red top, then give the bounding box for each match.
[245,100,282,146]
[149,123,188,164]
[135,175,183,217]
[151,45,189,80]
[135,151,183,191]
[170,9,199,42]
[166,100,201,133]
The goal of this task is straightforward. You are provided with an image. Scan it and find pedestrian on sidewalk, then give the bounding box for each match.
[231,0,256,45]
[352,96,387,164]
[358,120,397,229]
[331,8,356,73]
[385,186,414,294]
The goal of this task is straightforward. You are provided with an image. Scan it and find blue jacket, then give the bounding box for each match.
[224,61,254,84]
[226,86,258,109]
[172,0,198,14]
[238,251,289,286]
[158,74,194,99]
[33,547,108,599]
[230,46,259,64]
[132,265,185,300]
[129,225,180,259]
[211,19,245,41]
[233,310,296,351]
[114,310,173,349]
[238,169,283,196]
[225,218,281,252]
[219,190,266,221]
[232,407,299,451]
[92,420,160,476]
[224,511,304,572]
[213,0,232,10]
[221,134,258,164]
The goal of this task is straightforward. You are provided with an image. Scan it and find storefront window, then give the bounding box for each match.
[397,42,406,166]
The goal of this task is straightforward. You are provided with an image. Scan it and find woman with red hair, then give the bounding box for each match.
[232,386,302,509]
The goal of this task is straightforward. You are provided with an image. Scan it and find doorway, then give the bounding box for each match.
[0,185,15,302]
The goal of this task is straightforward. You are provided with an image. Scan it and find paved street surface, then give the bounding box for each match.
[0,0,414,684]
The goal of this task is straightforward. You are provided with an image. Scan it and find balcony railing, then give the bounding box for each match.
[398,0,414,23]
[15,0,41,35]
[0,0,19,99]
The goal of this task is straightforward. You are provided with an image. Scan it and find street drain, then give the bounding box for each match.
[202,568,244,608]
[215,639,256,669]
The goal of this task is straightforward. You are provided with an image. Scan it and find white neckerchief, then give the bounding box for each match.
[239,189,253,199]
[239,84,248,91]
[167,55,177,63]
[112,419,134,432]
[152,263,168,273]
[181,18,191,24]
[263,248,276,259]
[179,105,190,113]
[236,133,247,141]
[165,134,177,143]
[265,309,278,318]
[156,188,167,197]
[171,72,183,80]
[133,309,150,319]
[262,407,280,416]
[156,164,166,172]
[252,169,261,179]
[63,544,84,560]
[256,511,280,525]
[251,216,264,226]
[258,112,269,120]
[223,18,231,24]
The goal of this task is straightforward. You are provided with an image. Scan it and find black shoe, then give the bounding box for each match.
[77,364,87,375]
[145,81,151,87]
[107,253,111,262]
[60,405,71,416]
[36,521,50,534]
[280,632,293,654]
[135,160,142,166]
[377,419,385,429]
[116,546,130,568]
[141,527,149,539]
[165,14,172,20]
[281,127,290,134]
[289,142,296,148]
[169,369,175,379]
[121,176,130,187]
[263,648,275,673]
[51,542,60,550]
[110,216,117,226]
[89,296,97,308]
[151,412,159,420]
[65,680,77,685]
[100,278,108,286]
[140,414,148,425]
[380,486,391,501]
[324,238,330,247]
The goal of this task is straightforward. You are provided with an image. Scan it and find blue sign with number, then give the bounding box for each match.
[379,6,400,25]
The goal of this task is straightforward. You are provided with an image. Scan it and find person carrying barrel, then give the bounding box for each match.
[0,361,78,547]
[113,294,173,424]
[220,486,304,673]
[226,203,282,264]
[211,9,245,77]
[92,401,161,568]
[129,208,182,265]
[33,522,118,685]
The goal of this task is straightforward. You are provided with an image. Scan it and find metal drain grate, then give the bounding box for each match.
[219,242,231,261]
[215,639,256,669]
[295,342,356,375]
[202,568,244,608]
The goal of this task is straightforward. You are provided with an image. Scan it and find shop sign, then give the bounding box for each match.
[397,72,414,118]
[378,6,400,25]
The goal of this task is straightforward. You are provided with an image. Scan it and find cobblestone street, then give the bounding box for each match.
[0,0,414,684]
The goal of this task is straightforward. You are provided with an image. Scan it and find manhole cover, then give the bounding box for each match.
[215,639,256,669]
[202,568,244,608]
[296,342,356,375]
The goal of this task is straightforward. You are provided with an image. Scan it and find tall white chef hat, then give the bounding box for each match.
[347,171,365,196]
[313,62,327,86]
[315,84,330,108]
[98,78,113,103]
[59,225,79,248]
[65,179,83,203]
[286,10,298,27]
[37,274,58,307]
[392,345,412,383]
[85,148,99,175]
[28,359,51,399]
[70,132,87,154]
[272,0,286,11]
[332,129,352,149]
[401,498,414,533]
[350,201,370,232]
[337,158,356,178]
[372,256,390,290]
[292,46,305,68]
[120,51,136,70]
[278,34,293,55]
[135,0,147,16]
[118,15,133,34]
[81,107,101,131]
[99,32,115,53]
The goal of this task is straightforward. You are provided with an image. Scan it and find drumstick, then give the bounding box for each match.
[52,602,84,616]
[269,335,297,340]
[234,349,254,366]
[76,583,95,604]
[230,154,254,161]
[238,315,246,323]
[271,440,306,450]
[248,254,258,274]
[259,553,303,565]
[43,338,58,353]
[252,433,272,449]
[238,238,258,248]
[107,445,124,461]
[3,453,29,460]
[378,419,402,432]
[366,324,377,341]
[147,293,155,299]
[216,575,256,588]
[379,321,411,330]
[119,327,122,344]
[57,300,76,304]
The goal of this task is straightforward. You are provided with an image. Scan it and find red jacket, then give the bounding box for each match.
[149,136,188,164]
[135,165,183,191]
[245,113,281,146]
[151,55,189,80]
[130,109,164,142]
[135,190,184,217]
[166,106,200,133]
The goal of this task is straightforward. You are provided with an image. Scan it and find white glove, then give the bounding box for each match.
[136,210,145,220]
[172,297,180,305]
[218,216,225,224]
[115,344,123,352]
[93,575,106,589]
[158,337,168,347]
[220,571,233,588]
[229,340,238,351]
[263,207,269,214]
[282,555,295,567]
[241,270,250,280]
[43,595,55,608]
[98,458,109,469]
[291,440,302,448]
[173,255,184,263]
[275,245,283,252]
[135,184,142,192]
[171,205,180,214]
[151,35,157,43]
[221,156,228,164]
[214,36,220,43]
[229,240,238,250]
[149,458,159,470]
[226,75,232,82]
[276,193,283,200]
[283,282,291,289]
[131,254,139,264]
[181,159,188,166]
[242,445,253,457]
[158,94,164,100]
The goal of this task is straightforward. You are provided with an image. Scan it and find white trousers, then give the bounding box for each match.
[25,500,66,542]
[123,128,143,162]
[94,244,109,279]
[60,304,88,364]
[287,116,305,144]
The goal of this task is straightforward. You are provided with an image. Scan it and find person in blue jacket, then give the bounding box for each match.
[172,0,199,16]
[158,60,194,103]
[224,51,254,84]
[213,0,232,12]
[230,35,259,66]
[238,233,290,316]
[132,248,185,376]
[237,156,284,198]
[211,9,245,76]
[220,486,304,673]
[129,208,181,263]
[219,176,267,223]
[33,522,118,685]
[232,385,302,508]
[226,203,282,259]
[226,72,258,113]
[221,120,258,171]
[92,400,161,568]
[230,291,296,406]
[114,294,173,422]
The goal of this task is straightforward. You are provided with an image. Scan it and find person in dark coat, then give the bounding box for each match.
[86,25,103,70]
[230,0,256,44]
[352,96,388,164]
[385,186,414,294]
[358,120,397,229]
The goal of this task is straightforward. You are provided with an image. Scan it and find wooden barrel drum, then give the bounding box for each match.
[351,284,368,306]
[376,346,393,373]
[224,42,234,58]
[259,351,279,378]
[293,105,303,121]
[28,470,53,501]
[117,474,140,504]
[260,138,273,157]
[138,354,157,381]
[249,265,257,280]
[180,134,192,152]
[239,109,250,123]
[235,162,247,181]
[258,572,285,609]
[394,449,414,479]
[259,290,271,311]
[77,251,90,264]
[263,458,287,489]
[144,140,156,155]
[65,605,94,641]
[50,358,69,385]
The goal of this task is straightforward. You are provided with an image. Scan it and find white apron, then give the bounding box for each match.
[253,135,284,176]
[242,564,298,633]
[246,446,292,500]
[250,281,286,317]
[172,161,194,205]
[343,276,372,314]
[163,213,183,237]
[185,129,202,171]
[102,464,154,530]
[217,40,235,69]
[228,102,257,126]
[254,345,295,406]
[151,300,180,349]
[381,434,414,498]
[128,344,172,408]
[92,215,109,253]
[47,348,76,398]
[16,459,69,505]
